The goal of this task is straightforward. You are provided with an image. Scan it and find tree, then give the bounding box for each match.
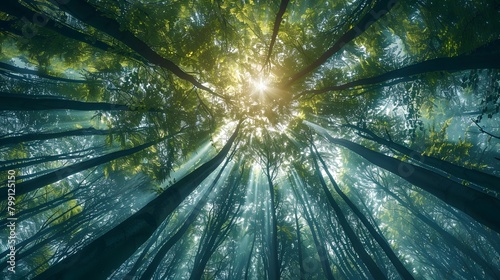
[321,133,500,234]
[32,123,240,279]
[310,141,415,279]
[1,0,499,279]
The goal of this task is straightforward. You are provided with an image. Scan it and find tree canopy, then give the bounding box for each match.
[1,0,499,279]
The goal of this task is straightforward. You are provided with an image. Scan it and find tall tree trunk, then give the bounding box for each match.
[308,52,500,94]
[265,170,281,280]
[311,154,387,279]
[282,0,399,87]
[377,182,500,279]
[189,170,243,280]
[124,226,165,279]
[0,127,112,147]
[293,183,336,280]
[345,124,500,192]
[311,143,415,279]
[32,122,240,280]
[139,156,234,280]
[323,134,500,234]
[51,0,214,94]
[0,147,96,172]
[244,232,257,280]
[0,92,160,112]
[0,0,146,63]
[0,62,87,83]
[294,206,306,280]
[261,0,289,70]
[6,133,177,197]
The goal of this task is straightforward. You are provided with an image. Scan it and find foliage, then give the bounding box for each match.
[1,0,499,279]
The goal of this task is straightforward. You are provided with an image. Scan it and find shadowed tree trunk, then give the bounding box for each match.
[345,124,500,192]
[0,127,113,147]
[138,155,234,280]
[376,181,500,279]
[311,142,415,279]
[0,0,147,63]
[294,206,306,280]
[0,62,87,83]
[0,92,161,112]
[292,181,336,280]
[261,0,289,70]
[310,151,387,279]
[282,0,399,87]
[189,170,243,280]
[0,147,97,171]
[32,122,241,280]
[322,134,500,234]
[51,0,216,94]
[308,51,500,94]
[244,232,257,280]
[264,169,281,280]
[5,131,181,197]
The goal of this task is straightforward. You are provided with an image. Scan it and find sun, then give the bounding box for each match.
[253,77,268,93]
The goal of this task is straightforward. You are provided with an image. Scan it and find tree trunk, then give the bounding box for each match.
[1,0,150,65]
[292,181,336,280]
[262,0,289,70]
[52,0,213,93]
[309,52,500,94]
[190,169,243,280]
[265,171,281,280]
[346,124,500,192]
[294,206,306,280]
[0,147,96,172]
[0,62,87,83]
[378,182,500,279]
[324,135,500,234]
[282,0,398,87]
[139,156,233,280]
[0,92,160,112]
[244,232,257,280]
[32,122,240,280]
[311,154,387,279]
[311,143,414,279]
[0,127,112,147]
[6,133,175,197]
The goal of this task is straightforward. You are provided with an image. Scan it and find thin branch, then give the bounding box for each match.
[472,119,500,140]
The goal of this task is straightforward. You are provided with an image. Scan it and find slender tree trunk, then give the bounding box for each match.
[261,0,289,70]
[309,52,500,94]
[244,232,257,280]
[125,209,175,279]
[51,0,213,94]
[294,206,306,280]
[311,154,387,279]
[345,124,500,192]
[0,127,112,147]
[0,62,87,83]
[323,135,500,234]
[311,143,415,279]
[0,92,160,112]
[139,156,233,280]
[189,173,242,280]
[7,133,176,197]
[282,0,399,87]
[293,183,336,280]
[378,183,500,279]
[32,122,240,280]
[0,0,147,63]
[0,147,96,171]
[265,170,281,280]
